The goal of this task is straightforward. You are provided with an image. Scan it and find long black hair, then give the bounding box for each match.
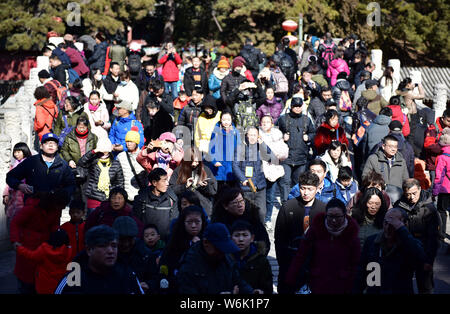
[160,205,207,270]
[352,187,387,229]
[397,77,412,92]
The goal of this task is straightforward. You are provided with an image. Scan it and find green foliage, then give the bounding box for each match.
[0,0,448,65]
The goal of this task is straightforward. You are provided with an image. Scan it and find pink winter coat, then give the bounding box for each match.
[326,58,350,87]
[432,146,450,195]
[136,146,184,181]
[3,159,26,218]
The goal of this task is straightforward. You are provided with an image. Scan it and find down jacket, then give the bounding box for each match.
[433,145,450,195]
[34,98,58,140]
[10,198,63,284]
[326,58,350,87]
[16,243,72,294]
[133,186,178,241]
[77,150,124,202]
[116,149,146,201]
[60,129,98,164]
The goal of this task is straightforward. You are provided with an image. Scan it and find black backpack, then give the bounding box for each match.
[240,48,259,71]
[275,51,294,79]
[128,54,142,74]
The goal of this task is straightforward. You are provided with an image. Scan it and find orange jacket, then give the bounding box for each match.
[17,243,72,294]
[34,98,58,140]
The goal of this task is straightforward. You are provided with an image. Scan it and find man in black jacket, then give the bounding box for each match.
[112,216,159,294]
[276,98,315,202]
[55,225,144,294]
[6,132,76,202]
[354,207,426,294]
[308,86,332,127]
[275,171,326,294]
[49,55,68,86]
[394,178,441,294]
[141,96,174,144]
[133,168,178,241]
[102,62,121,120]
[183,56,209,96]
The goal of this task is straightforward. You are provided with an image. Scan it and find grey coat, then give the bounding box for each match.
[362,148,410,189]
[363,114,391,157]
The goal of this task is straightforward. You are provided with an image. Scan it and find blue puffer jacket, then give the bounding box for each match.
[232,142,268,191]
[206,123,241,182]
[208,72,223,100]
[288,175,346,204]
[109,113,145,152]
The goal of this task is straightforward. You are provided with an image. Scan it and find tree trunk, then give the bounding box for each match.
[162,0,176,44]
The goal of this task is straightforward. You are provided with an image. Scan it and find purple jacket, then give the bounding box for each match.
[433,146,450,195]
[327,58,350,87]
[256,97,283,122]
[65,47,90,77]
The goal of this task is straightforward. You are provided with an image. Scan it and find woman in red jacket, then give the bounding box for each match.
[387,95,410,138]
[16,229,72,294]
[10,190,70,294]
[158,42,182,100]
[285,198,361,294]
[314,109,348,155]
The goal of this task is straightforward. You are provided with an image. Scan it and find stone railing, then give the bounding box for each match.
[0,55,49,251]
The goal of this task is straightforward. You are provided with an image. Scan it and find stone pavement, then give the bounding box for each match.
[1,204,449,294]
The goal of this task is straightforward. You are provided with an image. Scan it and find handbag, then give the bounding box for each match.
[126,152,148,189]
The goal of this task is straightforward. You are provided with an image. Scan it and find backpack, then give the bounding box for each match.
[58,115,74,148]
[128,54,142,74]
[240,48,259,71]
[102,46,112,76]
[321,42,335,68]
[46,80,67,108]
[272,69,289,93]
[339,90,352,112]
[278,53,295,79]
[65,68,80,85]
[234,99,258,130]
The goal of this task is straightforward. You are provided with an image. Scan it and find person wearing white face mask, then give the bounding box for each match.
[114,71,140,113]
[82,68,106,99]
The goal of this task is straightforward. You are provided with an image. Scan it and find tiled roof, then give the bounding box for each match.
[400,67,450,100]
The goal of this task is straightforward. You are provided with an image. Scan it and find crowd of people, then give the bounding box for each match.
[2,30,448,295]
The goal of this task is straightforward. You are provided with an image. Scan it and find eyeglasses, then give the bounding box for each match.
[229,199,245,206]
[326,214,345,221]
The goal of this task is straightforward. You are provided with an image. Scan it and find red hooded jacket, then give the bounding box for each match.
[424,117,444,171]
[60,221,85,260]
[16,243,72,294]
[314,122,349,155]
[286,212,360,294]
[10,198,63,284]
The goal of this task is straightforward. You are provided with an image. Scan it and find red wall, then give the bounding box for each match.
[0,51,38,81]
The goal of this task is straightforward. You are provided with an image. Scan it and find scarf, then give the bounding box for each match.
[75,128,89,139]
[325,216,348,237]
[364,215,376,226]
[156,150,172,170]
[97,159,112,198]
[89,103,99,112]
